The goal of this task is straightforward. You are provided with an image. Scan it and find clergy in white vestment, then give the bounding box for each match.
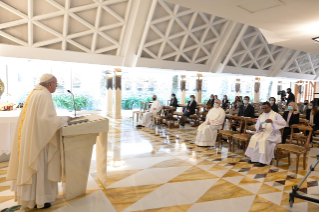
[195,99,225,147]
[6,74,71,211]
[245,102,286,167]
[136,95,163,128]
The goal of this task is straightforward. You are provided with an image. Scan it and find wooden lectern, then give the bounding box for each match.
[60,115,109,201]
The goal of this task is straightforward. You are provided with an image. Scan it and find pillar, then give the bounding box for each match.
[254,77,260,103]
[180,75,186,104]
[106,74,113,117]
[196,73,202,104]
[235,79,240,97]
[297,81,303,103]
[277,81,282,102]
[113,68,122,119]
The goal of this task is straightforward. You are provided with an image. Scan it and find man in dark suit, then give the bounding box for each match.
[180,95,197,127]
[284,88,295,106]
[299,100,308,114]
[232,96,254,131]
[206,94,214,110]
[238,96,255,117]
[170,93,178,108]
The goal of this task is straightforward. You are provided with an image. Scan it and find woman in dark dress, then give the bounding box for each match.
[282,102,299,144]
[306,101,319,147]
[269,97,278,113]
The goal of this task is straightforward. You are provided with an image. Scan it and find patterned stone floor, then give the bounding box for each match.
[1,116,319,211]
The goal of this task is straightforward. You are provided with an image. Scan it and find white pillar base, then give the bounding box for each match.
[181,90,186,104]
[106,88,113,117]
[254,92,260,103]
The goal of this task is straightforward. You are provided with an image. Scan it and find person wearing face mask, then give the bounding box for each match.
[206,94,215,110]
[245,102,286,167]
[282,102,299,143]
[195,99,225,147]
[136,95,163,128]
[283,88,295,106]
[238,96,255,117]
[299,100,309,114]
[232,96,242,109]
[180,95,197,127]
[169,93,178,108]
[268,97,278,113]
[305,101,319,147]
[222,95,230,110]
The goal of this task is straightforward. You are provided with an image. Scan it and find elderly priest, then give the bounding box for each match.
[195,99,225,147]
[245,102,286,167]
[137,95,163,128]
[6,74,71,211]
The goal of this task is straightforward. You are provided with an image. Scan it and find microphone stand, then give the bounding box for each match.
[67,90,76,117]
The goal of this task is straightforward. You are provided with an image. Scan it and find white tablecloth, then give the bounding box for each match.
[0,110,21,156]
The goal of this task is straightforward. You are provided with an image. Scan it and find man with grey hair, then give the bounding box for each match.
[137,95,163,128]
[7,74,71,211]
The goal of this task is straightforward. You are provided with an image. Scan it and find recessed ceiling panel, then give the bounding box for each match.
[237,0,284,13]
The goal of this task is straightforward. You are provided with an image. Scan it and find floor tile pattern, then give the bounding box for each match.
[1,116,319,211]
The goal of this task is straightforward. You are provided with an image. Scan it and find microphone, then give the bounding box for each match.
[67,90,76,117]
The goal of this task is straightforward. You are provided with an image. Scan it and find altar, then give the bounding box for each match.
[0,110,20,162]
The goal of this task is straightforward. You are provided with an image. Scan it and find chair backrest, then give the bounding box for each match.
[221,114,232,130]
[229,115,244,132]
[140,102,146,111]
[299,118,309,126]
[289,124,313,149]
[243,118,257,134]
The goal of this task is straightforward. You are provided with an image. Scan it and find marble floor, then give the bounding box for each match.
[1,116,319,211]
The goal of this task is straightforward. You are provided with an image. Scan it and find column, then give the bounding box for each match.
[196,73,202,104]
[106,73,113,117]
[235,79,240,97]
[297,80,303,103]
[254,77,260,103]
[113,68,122,119]
[277,81,282,102]
[180,75,186,104]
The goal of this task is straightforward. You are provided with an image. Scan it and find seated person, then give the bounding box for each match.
[245,102,286,167]
[206,94,214,110]
[232,96,254,131]
[222,95,230,110]
[282,102,299,144]
[180,95,197,127]
[195,99,225,147]
[299,100,309,114]
[136,95,162,128]
[269,97,278,113]
[170,93,178,108]
[306,101,319,147]
[232,96,242,109]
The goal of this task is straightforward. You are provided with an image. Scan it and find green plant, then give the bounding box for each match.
[1,205,21,212]
[122,96,144,110]
[53,94,89,110]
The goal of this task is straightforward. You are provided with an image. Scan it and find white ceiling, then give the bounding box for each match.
[163,0,319,55]
[0,0,319,81]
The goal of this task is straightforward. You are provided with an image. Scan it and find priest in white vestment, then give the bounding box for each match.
[136,95,163,128]
[195,99,225,147]
[6,74,71,210]
[245,102,286,167]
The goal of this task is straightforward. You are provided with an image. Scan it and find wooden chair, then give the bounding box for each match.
[132,102,146,122]
[231,118,257,152]
[189,106,202,127]
[216,116,244,149]
[275,124,312,174]
[154,106,178,128]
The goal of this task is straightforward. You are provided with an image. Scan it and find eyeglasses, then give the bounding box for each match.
[261,107,269,110]
[50,82,59,86]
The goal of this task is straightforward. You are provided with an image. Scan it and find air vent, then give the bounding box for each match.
[236,0,285,13]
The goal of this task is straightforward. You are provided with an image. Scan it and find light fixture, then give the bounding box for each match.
[312,37,319,42]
